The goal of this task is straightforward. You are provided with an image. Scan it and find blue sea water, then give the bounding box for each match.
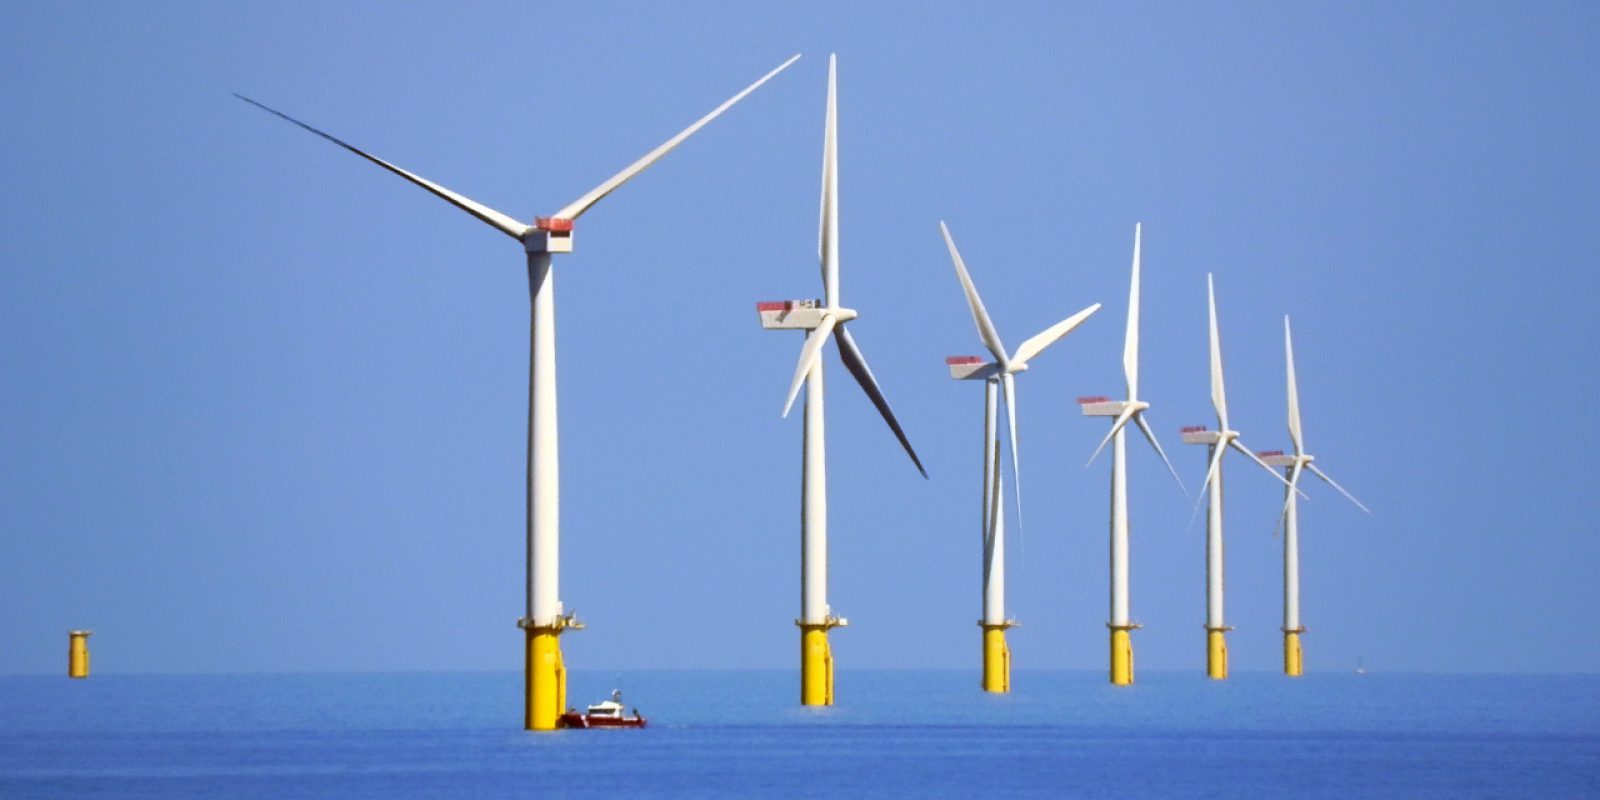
[1,670,1596,798]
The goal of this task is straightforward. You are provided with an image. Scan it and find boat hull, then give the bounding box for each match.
[559,713,647,729]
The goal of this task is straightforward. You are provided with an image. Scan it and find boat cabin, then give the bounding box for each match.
[586,690,627,719]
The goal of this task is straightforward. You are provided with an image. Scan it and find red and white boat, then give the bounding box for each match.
[560,690,648,729]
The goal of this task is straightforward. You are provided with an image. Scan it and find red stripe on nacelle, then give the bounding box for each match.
[1259,450,1285,457]
[535,217,574,232]
[945,356,984,365]
[756,301,791,311]
[1077,396,1110,404]
[1181,425,1208,433]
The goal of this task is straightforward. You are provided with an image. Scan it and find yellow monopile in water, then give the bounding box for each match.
[800,624,835,706]
[1110,625,1136,686]
[981,624,1012,693]
[524,628,563,730]
[523,615,581,731]
[1284,628,1304,677]
[68,630,91,678]
[1207,627,1230,680]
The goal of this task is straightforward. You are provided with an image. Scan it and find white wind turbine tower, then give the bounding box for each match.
[1179,274,1295,680]
[1078,223,1187,686]
[757,55,926,706]
[237,54,799,730]
[1260,316,1369,676]
[939,221,1100,693]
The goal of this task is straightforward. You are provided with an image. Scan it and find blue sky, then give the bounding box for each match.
[3,2,1598,675]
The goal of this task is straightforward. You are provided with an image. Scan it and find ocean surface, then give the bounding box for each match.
[1,670,1596,798]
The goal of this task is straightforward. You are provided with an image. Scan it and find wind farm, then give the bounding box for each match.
[233,50,1376,716]
[221,60,1383,710]
[34,51,1380,712]
[13,6,1596,796]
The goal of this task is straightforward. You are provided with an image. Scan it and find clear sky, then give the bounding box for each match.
[3,2,1598,675]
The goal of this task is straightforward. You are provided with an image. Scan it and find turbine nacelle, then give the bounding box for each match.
[756,300,857,330]
[1180,425,1234,446]
[523,217,575,254]
[945,354,1027,381]
[1258,450,1312,469]
[945,355,1002,381]
[1078,397,1148,417]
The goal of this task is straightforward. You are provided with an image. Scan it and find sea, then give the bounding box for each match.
[1,670,1596,798]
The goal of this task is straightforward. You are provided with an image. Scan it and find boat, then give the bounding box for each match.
[1354,657,1367,676]
[560,690,647,729]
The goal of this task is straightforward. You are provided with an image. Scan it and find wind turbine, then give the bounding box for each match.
[238,54,799,730]
[756,55,925,706]
[939,221,1099,693]
[1260,316,1369,676]
[1179,274,1295,679]
[1078,223,1187,686]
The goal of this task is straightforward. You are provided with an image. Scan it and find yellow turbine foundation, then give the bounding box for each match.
[799,623,837,706]
[67,630,91,679]
[1284,628,1304,677]
[980,623,1014,693]
[1206,627,1230,680]
[1109,624,1137,686]
[523,626,568,731]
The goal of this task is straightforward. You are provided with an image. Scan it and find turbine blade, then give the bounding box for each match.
[781,314,836,418]
[1275,462,1306,539]
[1187,439,1227,529]
[1135,411,1188,498]
[1199,439,1227,504]
[1208,273,1228,431]
[1307,463,1370,513]
[1123,223,1142,400]
[983,424,998,542]
[235,94,529,240]
[1002,372,1022,529]
[835,325,928,478]
[1011,303,1102,367]
[939,221,1009,366]
[820,54,839,308]
[553,54,801,221]
[1085,405,1136,468]
[1285,316,1304,456]
[988,436,1005,545]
